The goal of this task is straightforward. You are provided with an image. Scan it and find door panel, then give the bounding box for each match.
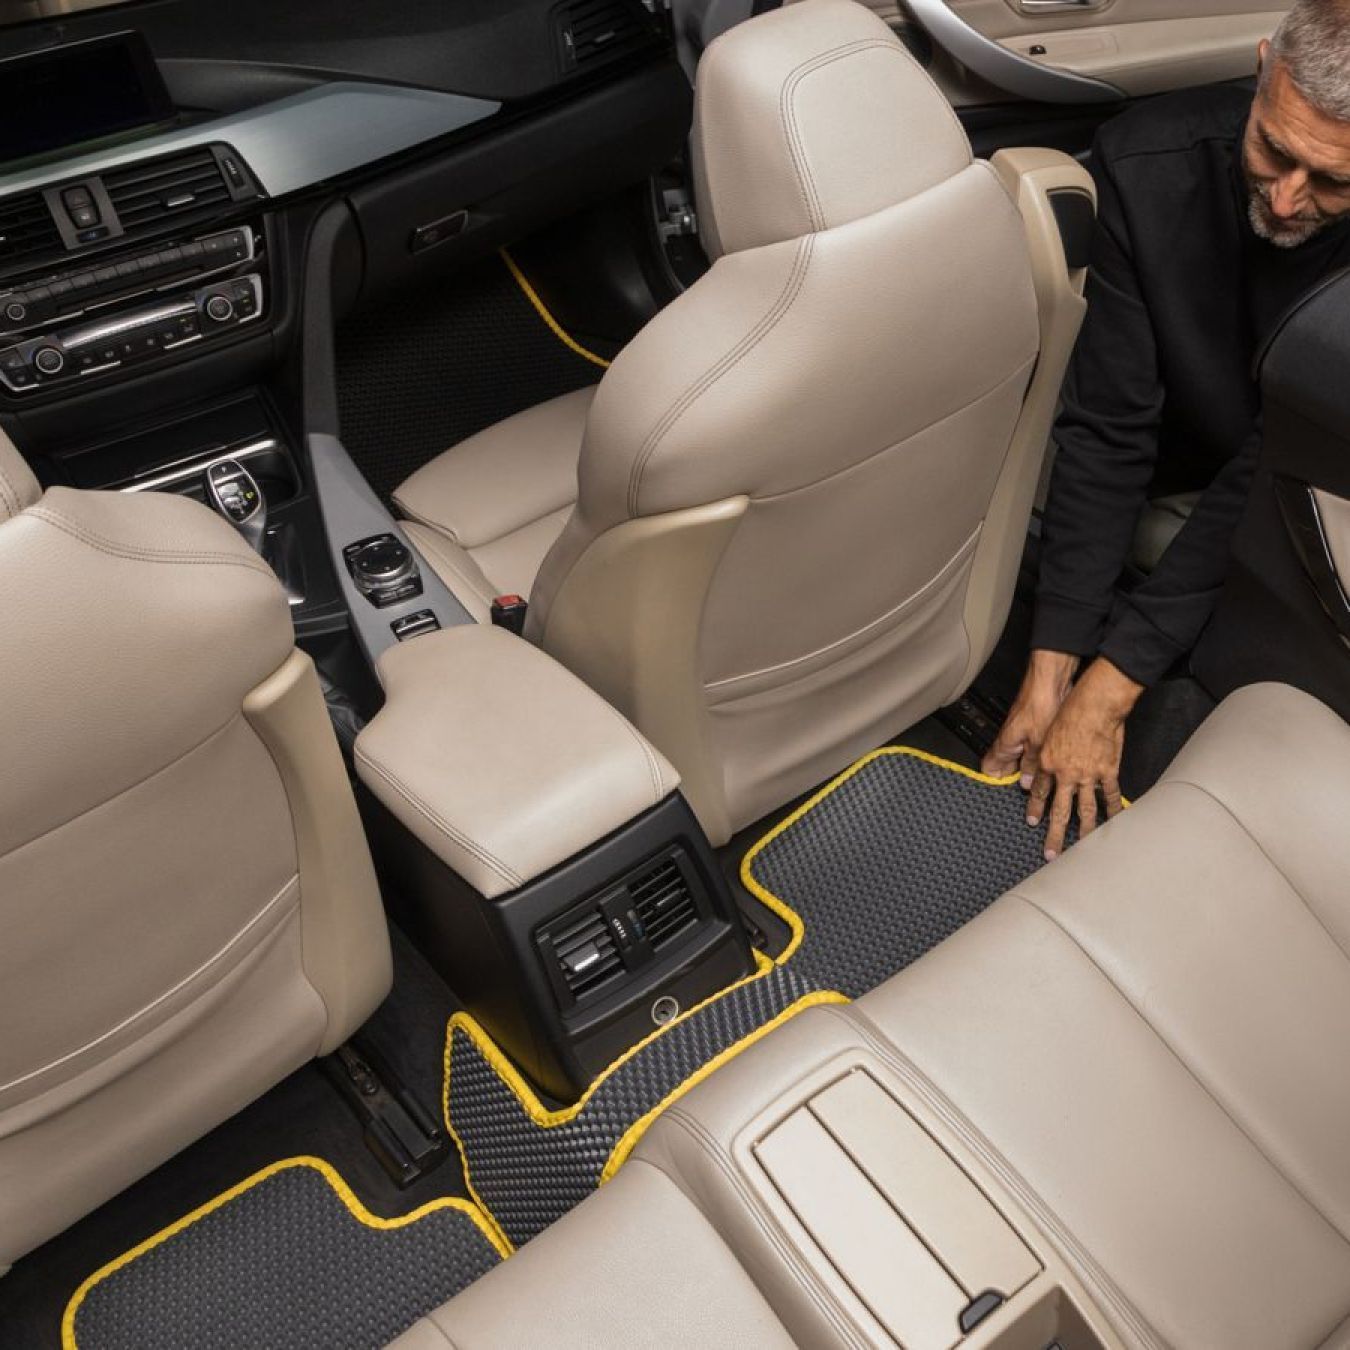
[898,0,1288,104]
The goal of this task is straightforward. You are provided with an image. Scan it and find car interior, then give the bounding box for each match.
[2,0,1348,1347]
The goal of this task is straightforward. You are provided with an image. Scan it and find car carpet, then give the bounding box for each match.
[444,748,1060,1248]
[334,249,609,507]
[59,750,1054,1347]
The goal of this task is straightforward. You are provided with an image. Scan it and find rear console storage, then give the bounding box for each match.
[353,623,754,1102]
[638,1012,1121,1350]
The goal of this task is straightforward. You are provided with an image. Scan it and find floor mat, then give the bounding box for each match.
[336,251,608,506]
[62,1158,507,1350]
[445,749,1050,1247]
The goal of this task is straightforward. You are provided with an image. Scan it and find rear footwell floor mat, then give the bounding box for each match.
[446,749,1051,1247]
[62,1157,506,1350]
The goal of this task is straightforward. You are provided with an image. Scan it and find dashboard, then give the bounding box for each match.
[0,0,688,639]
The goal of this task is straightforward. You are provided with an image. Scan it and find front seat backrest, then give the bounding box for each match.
[527,0,1078,843]
[0,435,391,1269]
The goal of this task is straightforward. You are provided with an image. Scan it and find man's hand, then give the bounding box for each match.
[1026,657,1143,861]
[982,650,1081,787]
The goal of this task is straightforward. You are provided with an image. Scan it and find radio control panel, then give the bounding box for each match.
[0,224,267,396]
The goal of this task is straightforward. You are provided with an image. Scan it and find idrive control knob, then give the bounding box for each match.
[342,534,423,608]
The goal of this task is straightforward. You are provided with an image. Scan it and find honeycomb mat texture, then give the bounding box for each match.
[335,253,605,506]
[63,1159,504,1350]
[446,750,1049,1247]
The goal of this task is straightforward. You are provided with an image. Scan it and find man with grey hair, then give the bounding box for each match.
[984,0,1350,857]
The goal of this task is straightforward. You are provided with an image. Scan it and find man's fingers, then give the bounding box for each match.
[1044,781,1074,860]
[1017,742,1041,793]
[980,732,1024,780]
[1102,779,1125,819]
[1025,771,1053,826]
[1077,783,1099,838]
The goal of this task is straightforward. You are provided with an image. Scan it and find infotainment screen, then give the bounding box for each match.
[0,31,175,166]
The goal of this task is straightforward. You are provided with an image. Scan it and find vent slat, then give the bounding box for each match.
[548,908,623,997]
[0,191,62,272]
[103,153,218,194]
[629,856,698,954]
[102,149,232,237]
[556,0,653,70]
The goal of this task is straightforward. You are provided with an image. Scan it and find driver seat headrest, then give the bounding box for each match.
[691,0,973,261]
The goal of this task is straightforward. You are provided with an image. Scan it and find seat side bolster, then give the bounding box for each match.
[955,149,1097,692]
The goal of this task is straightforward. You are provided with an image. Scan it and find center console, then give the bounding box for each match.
[352,623,755,1102]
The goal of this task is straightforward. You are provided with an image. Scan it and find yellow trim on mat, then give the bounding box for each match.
[601,988,849,1181]
[499,248,612,369]
[60,1155,510,1350]
[445,947,777,1133]
[740,745,1018,964]
[444,743,1029,1233]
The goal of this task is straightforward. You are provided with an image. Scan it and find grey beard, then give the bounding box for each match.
[1248,191,1324,248]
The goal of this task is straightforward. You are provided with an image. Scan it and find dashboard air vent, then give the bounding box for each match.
[547,907,623,999]
[0,192,63,272]
[103,147,233,233]
[555,0,655,73]
[630,856,698,952]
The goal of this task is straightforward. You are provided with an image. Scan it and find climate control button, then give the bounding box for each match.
[33,346,64,376]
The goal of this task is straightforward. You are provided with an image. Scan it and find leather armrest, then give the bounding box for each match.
[354,625,680,898]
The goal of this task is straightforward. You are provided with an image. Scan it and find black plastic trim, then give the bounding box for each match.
[362,789,754,1103]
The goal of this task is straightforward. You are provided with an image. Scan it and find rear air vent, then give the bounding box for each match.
[547,908,624,999]
[630,857,699,952]
[554,0,656,73]
[0,192,63,273]
[104,148,234,233]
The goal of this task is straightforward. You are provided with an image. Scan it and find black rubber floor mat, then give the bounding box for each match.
[336,252,607,506]
[445,749,1048,1248]
[62,1158,507,1350]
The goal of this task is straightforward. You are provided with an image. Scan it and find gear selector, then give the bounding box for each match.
[203,459,266,553]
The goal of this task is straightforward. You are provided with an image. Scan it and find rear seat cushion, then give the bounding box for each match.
[386,1161,796,1350]
[858,683,1350,1350]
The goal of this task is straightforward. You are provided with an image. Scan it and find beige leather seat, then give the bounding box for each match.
[394,683,1350,1349]
[398,386,594,623]
[396,0,1094,845]
[0,436,392,1270]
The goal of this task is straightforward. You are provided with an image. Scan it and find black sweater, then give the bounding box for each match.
[1031,84,1350,686]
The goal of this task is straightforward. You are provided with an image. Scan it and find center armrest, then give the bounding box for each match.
[353,624,680,899]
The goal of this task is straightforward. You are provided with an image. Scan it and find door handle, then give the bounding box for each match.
[1019,0,1110,12]
[904,0,1123,103]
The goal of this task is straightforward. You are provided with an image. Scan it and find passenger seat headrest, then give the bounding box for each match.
[692,0,973,261]
[0,428,40,523]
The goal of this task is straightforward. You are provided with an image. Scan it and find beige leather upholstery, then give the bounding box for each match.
[387,1161,797,1350]
[400,683,1350,1350]
[401,0,1089,846]
[0,433,391,1268]
[0,428,39,519]
[354,624,680,899]
[855,682,1350,1349]
[689,0,970,260]
[395,388,593,621]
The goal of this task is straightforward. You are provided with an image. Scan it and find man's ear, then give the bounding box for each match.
[1257,36,1270,77]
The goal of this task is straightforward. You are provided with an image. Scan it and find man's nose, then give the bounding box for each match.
[1269,170,1310,219]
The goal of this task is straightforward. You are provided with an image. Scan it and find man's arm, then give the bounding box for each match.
[1026,433,1260,859]
[1099,427,1261,685]
[984,144,1165,785]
